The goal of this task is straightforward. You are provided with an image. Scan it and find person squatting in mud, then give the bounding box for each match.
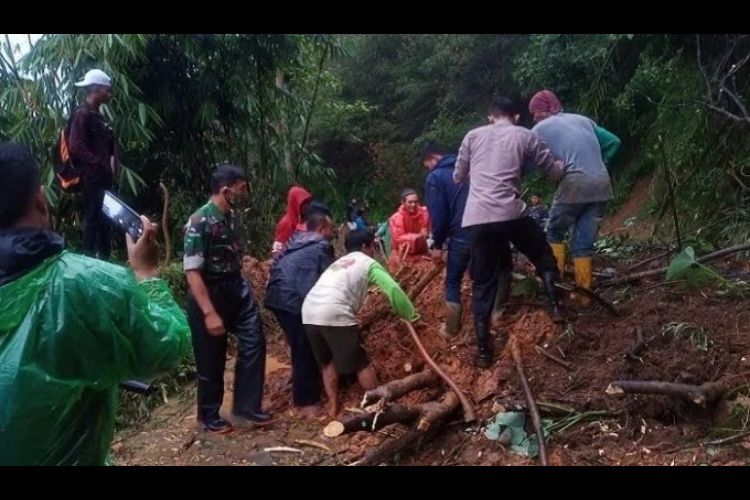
[301,229,420,418]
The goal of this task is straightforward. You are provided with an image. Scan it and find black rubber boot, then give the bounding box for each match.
[542,270,564,322]
[491,270,512,324]
[474,320,495,369]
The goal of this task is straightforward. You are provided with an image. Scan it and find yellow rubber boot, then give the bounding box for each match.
[550,243,566,277]
[573,257,593,306]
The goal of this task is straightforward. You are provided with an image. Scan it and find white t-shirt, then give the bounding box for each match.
[302,251,375,327]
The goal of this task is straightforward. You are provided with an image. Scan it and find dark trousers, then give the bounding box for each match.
[187,276,266,421]
[81,180,111,260]
[270,309,322,407]
[470,217,558,326]
[445,238,471,304]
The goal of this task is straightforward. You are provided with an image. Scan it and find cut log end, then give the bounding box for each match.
[324,421,345,438]
[606,383,625,395]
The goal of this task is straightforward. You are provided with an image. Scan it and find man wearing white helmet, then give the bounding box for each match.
[69,69,118,260]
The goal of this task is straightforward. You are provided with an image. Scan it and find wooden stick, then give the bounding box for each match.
[159,182,172,265]
[599,243,750,288]
[534,345,572,370]
[408,262,444,301]
[625,327,647,363]
[400,319,476,423]
[511,341,548,466]
[625,249,672,273]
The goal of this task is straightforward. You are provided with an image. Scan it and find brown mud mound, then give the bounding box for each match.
[115,250,750,466]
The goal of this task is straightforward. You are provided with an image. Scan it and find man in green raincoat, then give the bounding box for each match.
[0,143,191,465]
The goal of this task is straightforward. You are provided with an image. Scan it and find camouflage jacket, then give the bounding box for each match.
[183,201,243,278]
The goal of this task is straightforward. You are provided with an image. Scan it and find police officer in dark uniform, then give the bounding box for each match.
[183,164,272,433]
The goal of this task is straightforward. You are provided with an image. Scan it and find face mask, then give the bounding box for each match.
[223,187,247,209]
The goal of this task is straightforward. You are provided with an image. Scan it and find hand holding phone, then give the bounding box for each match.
[126,215,160,282]
[102,191,144,240]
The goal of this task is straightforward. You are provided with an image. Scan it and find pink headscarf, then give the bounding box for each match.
[529,90,563,115]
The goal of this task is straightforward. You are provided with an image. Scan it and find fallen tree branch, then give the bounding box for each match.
[555,282,618,315]
[626,327,647,364]
[325,404,421,438]
[626,249,673,273]
[408,262,444,301]
[511,341,548,466]
[598,243,750,288]
[606,373,750,407]
[400,319,476,423]
[360,368,438,408]
[353,424,443,466]
[535,345,572,370]
[417,391,460,431]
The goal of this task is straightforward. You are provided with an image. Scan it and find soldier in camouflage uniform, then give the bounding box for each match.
[183,164,272,433]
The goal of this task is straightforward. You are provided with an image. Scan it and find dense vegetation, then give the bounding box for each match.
[2,34,749,257]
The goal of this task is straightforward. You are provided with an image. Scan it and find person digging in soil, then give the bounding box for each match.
[265,212,336,418]
[302,229,420,418]
[184,165,273,433]
[529,90,622,304]
[454,95,566,368]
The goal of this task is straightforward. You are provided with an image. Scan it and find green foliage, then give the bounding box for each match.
[665,247,725,286]
[661,321,710,352]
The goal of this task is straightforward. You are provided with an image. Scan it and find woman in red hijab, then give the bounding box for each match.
[272,186,313,257]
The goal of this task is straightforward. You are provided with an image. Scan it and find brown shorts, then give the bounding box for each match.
[303,324,369,375]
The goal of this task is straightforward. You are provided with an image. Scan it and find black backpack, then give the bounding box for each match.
[51,107,83,193]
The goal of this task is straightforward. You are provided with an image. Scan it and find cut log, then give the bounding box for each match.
[324,404,421,438]
[361,368,438,408]
[511,341,549,466]
[400,319,476,423]
[606,373,750,407]
[417,391,460,431]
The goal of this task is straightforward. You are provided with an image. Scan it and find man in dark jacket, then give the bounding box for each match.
[422,144,470,338]
[265,212,335,418]
[69,69,118,260]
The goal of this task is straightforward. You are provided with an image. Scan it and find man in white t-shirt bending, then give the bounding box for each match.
[302,229,419,418]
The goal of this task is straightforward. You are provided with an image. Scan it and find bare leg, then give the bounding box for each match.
[321,363,339,418]
[356,364,379,391]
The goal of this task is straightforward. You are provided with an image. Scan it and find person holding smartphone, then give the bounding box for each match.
[0,143,190,465]
[183,164,272,433]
